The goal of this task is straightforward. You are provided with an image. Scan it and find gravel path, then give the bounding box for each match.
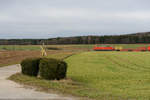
[0,65,77,100]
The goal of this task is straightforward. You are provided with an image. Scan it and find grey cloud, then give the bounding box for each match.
[0,0,150,38]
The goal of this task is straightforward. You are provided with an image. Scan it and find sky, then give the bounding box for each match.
[0,0,150,39]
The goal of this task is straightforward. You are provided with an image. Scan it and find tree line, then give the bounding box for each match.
[1,35,150,45]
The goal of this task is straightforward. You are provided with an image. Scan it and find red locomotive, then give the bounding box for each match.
[93,46,114,51]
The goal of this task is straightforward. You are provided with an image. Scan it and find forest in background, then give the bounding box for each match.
[1,32,150,45]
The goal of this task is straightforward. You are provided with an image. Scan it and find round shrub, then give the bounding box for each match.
[21,58,41,76]
[39,58,67,80]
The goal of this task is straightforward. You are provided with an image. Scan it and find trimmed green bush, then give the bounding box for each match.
[56,61,67,80]
[21,58,41,76]
[39,58,67,80]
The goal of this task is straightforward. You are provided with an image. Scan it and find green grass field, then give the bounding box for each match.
[0,45,41,50]
[66,51,150,100]
[10,51,150,100]
[0,45,92,51]
[0,44,150,51]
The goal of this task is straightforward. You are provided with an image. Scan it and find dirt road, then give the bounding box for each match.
[0,65,76,100]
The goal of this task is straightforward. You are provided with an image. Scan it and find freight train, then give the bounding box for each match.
[93,45,150,51]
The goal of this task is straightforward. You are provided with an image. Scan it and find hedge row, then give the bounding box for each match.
[21,58,41,76]
[21,57,67,80]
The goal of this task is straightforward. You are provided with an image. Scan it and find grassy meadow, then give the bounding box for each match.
[3,44,150,99]
[0,45,41,51]
[0,44,150,51]
[66,51,150,100]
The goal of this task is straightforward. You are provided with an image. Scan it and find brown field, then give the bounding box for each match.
[0,45,91,67]
[0,51,39,66]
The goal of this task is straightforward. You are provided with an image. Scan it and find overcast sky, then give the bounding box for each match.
[0,0,150,39]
